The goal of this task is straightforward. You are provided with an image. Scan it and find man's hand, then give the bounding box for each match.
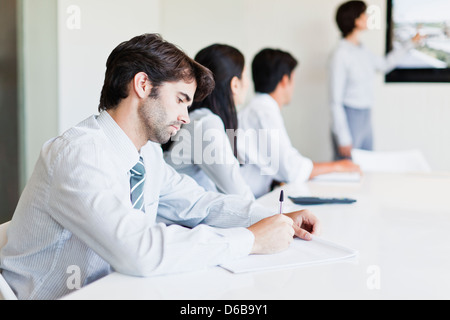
[284,209,321,240]
[247,210,321,255]
[247,214,295,254]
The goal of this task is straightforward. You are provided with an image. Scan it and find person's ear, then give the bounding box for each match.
[280,74,290,88]
[230,76,240,96]
[133,72,152,99]
[230,76,240,95]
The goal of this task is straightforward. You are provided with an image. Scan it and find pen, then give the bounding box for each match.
[279,190,284,214]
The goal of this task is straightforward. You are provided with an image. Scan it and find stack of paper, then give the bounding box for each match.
[221,237,357,274]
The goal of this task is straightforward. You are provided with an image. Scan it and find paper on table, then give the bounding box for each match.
[312,172,361,182]
[221,236,358,274]
[351,148,431,173]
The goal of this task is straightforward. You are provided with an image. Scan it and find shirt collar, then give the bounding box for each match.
[254,93,280,111]
[341,38,363,49]
[96,111,140,172]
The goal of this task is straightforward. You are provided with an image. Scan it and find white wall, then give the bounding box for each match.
[57,0,161,133]
[21,0,450,180]
[20,0,161,185]
[161,0,450,172]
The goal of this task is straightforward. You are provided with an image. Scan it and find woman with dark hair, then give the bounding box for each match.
[329,1,421,160]
[163,44,254,200]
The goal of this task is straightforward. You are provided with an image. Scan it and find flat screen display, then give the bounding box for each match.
[386,0,450,82]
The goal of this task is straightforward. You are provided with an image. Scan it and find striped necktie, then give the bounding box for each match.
[130,156,146,212]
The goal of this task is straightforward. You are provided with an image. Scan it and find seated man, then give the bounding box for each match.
[238,48,361,198]
[0,34,319,300]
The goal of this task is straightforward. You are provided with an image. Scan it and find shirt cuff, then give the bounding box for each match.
[249,203,274,225]
[294,157,314,183]
[215,227,255,260]
[335,130,353,147]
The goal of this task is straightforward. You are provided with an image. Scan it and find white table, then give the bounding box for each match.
[63,172,450,300]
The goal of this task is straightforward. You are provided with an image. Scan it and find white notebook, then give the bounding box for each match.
[221,236,358,274]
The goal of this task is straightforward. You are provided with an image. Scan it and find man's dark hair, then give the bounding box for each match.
[99,33,215,112]
[252,48,298,94]
[335,1,367,38]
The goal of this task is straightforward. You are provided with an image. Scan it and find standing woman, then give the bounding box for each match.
[163,44,254,200]
[329,1,420,159]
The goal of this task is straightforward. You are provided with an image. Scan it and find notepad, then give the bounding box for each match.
[221,237,357,274]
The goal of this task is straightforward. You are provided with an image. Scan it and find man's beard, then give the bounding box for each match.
[138,96,181,145]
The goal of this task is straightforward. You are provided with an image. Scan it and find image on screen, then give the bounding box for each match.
[391,0,450,69]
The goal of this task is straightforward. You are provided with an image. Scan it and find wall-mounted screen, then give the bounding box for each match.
[386,0,450,82]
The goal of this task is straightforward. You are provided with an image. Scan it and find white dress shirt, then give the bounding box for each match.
[164,108,254,200]
[237,94,314,198]
[0,111,272,300]
[329,39,413,146]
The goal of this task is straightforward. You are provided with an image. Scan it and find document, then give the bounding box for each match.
[311,172,361,182]
[221,236,357,274]
[351,148,431,173]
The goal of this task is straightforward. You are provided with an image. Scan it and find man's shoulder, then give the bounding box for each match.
[41,115,107,160]
[55,115,112,150]
[240,95,279,121]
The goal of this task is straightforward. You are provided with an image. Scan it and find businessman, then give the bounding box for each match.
[238,48,361,198]
[0,34,319,300]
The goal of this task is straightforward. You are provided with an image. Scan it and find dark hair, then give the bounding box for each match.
[98,33,214,112]
[335,1,367,38]
[190,44,245,132]
[161,44,244,154]
[252,48,298,94]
